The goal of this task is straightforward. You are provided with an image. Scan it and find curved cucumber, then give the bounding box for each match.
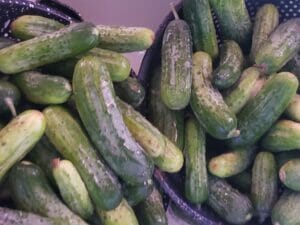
[279,159,300,191]
[285,94,300,122]
[0,37,15,49]
[0,80,21,115]
[123,180,153,207]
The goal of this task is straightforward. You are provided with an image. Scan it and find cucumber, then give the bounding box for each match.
[134,187,167,225]
[182,0,218,59]
[209,146,256,178]
[160,6,192,110]
[255,18,300,74]
[184,117,208,204]
[272,190,300,225]
[0,37,15,49]
[123,180,153,207]
[213,40,244,90]
[97,25,154,53]
[279,159,300,192]
[97,199,139,225]
[9,161,88,225]
[285,94,300,122]
[73,55,153,185]
[0,80,21,116]
[261,120,300,152]
[228,171,252,193]
[11,15,64,40]
[224,67,261,114]
[249,4,279,63]
[0,110,45,182]
[208,176,254,225]
[0,22,99,74]
[209,0,252,49]
[43,106,122,211]
[251,152,277,223]
[276,150,300,168]
[227,72,298,148]
[13,71,72,104]
[114,76,145,108]
[52,159,94,219]
[190,51,239,140]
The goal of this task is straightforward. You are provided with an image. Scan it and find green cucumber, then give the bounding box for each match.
[228,171,252,193]
[279,159,300,191]
[13,71,72,104]
[73,55,153,185]
[190,51,239,140]
[0,110,45,182]
[213,40,244,90]
[224,67,261,114]
[255,18,300,74]
[249,4,279,63]
[114,76,145,108]
[0,80,21,116]
[134,187,167,225]
[123,180,153,207]
[261,120,300,152]
[160,6,192,110]
[9,161,88,225]
[251,152,278,223]
[209,0,252,49]
[11,15,64,40]
[43,106,122,211]
[285,94,300,122]
[209,146,256,178]
[208,176,254,225]
[0,22,99,74]
[182,0,218,59]
[52,159,94,219]
[272,190,300,225]
[184,117,208,204]
[276,150,300,168]
[227,72,298,148]
[0,37,15,49]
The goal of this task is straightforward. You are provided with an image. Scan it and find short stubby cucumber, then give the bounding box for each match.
[285,94,300,122]
[0,80,21,116]
[123,180,153,207]
[279,159,300,191]
[0,37,15,49]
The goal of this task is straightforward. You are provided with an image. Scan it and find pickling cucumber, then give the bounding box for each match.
[285,94,300,122]
[123,180,153,207]
[0,37,15,49]
[279,159,300,192]
[0,80,21,116]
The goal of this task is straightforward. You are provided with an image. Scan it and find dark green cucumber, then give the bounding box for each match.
[184,117,208,204]
[276,150,300,168]
[73,56,153,185]
[123,180,153,207]
[228,171,252,193]
[13,71,72,104]
[272,190,300,225]
[209,146,256,178]
[285,94,300,122]
[0,37,15,49]
[134,187,167,225]
[114,76,145,108]
[249,4,279,63]
[209,0,252,49]
[227,72,298,148]
[279,159,300,191]
[251,152,277,223]
[160,7,192,110]
[213,40,244,90]
[208,176,254,225]
[11,15,64,40]
[182,0,218,59]
[9,161,88,225]
[255,18,300,74]
[0,80,21,116]
[43,106,122,211]
[261,120,300,152]
[190,51,239,140]
[0,22,99,74]
[224,67,261,114]
[0,110,45,182]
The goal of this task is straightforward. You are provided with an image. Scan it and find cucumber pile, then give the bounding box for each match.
[0,1,300,225]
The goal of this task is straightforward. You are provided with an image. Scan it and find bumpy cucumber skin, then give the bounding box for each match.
[184,117,208,204]
[276,150,300,168]
[272,190,300,225]
[285,94,300,122]
[182,0,218,59]
[213,40,244,90]
[249,4,279,63]
[73,56,153,185]
[224,67,261,114]
[227,72,298,148]
[0,110,45,182]
[208,176,254,225]
[13,71,71,104]
[255,18,300,74]
[0,22,99,74]
[123,180,153,207]
[11,15,64,40]
[43,106,122,211]
[161,18,192,110]
[251,152,277,224]
[228,171,252,193]
[190,51,238,140]
[279,159,300,191]
[0,37,15,49]
[209,0,252,49]
[9,162,88,225]
[0,80,21,114]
